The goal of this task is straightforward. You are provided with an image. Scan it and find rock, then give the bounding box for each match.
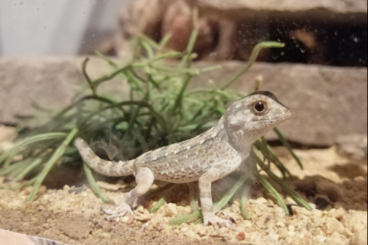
[315,235,327,243]
[278,227,289,238]
[326,232,350,245]
[336,134,368,161]
[268,232,279,243]
[0,126,17,153]
[1,57,366,146]
[342,210,368,232]
[236,232,246,241]
[165,203,179,217]
[351,229,368,245]
[0,57,130,125]
[190,0,367,15]
[195,62,368,146]
[256,197,268,205]
[292,206,312,216]
[328,208,346,220]
[323,219,346,236]
[0,125,16,143]
[312,210,324,218]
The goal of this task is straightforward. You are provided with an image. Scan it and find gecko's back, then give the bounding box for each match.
[135,118,241,183]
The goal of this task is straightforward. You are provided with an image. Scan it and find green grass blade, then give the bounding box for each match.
[149,197,166,213]
[252,148,312,211]
[255,173,289,215]
[170,172,251,225]
[240,183,252,220]
[27,128,79,202]
[82,58,97,97]
[222,42,285,90]
[16,158,43,180]
[274,128,303,170]
[188,182,200,212]
[83,163,110,203]
[0,133,67,165]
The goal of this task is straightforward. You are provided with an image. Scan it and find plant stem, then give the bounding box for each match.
[273,128,303,170]
[82,58,97,97]
[222,42,285,90]
[27,128,79,202]
[83,163,110,203]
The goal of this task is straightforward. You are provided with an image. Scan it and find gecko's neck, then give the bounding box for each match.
[209,116,249,159]
[221,116,268,159]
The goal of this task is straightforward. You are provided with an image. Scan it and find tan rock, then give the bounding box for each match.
[326,232,350,245]
[351,229,368,245]
[342,210,368,232]
[165,203,179,217]
[323,219,346,236]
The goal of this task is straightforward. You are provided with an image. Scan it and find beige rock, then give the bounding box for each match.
[190,0,367,14]
[326,232,350,245]
[336,134,367,161]
[1,57,367,146]
[165,203,179,217]
[313,210,324,218]
[278,227,289,238]
[0,125,17,143]
[292,206,312,216]
[342,210,368,232]
[269,232,279,243]
[323,219,346,236]
[351,229,368,245]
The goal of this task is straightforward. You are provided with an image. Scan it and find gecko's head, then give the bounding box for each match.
[224,91,292,146]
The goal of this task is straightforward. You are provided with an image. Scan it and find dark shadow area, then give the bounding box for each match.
[294,175,367,212]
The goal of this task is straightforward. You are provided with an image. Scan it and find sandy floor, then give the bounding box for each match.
[0,126,367,245]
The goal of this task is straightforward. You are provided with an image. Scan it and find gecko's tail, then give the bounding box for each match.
[74,138,135,177]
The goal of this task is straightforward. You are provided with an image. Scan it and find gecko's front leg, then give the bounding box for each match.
[103,167,154,218]
[199,169,232,228]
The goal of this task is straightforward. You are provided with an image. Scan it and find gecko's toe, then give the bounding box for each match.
[102,202,134,217]
[203,213,232,228]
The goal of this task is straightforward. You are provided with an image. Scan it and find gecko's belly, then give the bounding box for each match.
[154,170,205,183]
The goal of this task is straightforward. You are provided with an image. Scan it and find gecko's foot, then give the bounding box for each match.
[102,202,134,218]
[203,212,232,228]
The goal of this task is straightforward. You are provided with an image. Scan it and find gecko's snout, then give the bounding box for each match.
[284,108,292,119]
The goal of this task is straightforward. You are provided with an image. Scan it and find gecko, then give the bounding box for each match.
[74,91,292,227]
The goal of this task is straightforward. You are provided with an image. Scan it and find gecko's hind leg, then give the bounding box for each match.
[103,167,154,218]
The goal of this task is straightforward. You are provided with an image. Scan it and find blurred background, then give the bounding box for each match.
[0,0,126,56]
[1,0,367,66]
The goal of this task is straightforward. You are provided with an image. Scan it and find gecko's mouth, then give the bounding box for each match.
[261,111,292,124]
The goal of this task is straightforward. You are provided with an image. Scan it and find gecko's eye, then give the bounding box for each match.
[252,101,268,115]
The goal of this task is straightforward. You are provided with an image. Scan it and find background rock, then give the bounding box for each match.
[0,57,366,146]
[0,57,129,127]
[190,0,367,16]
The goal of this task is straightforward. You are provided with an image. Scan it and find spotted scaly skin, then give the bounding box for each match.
[75,91,292,227]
